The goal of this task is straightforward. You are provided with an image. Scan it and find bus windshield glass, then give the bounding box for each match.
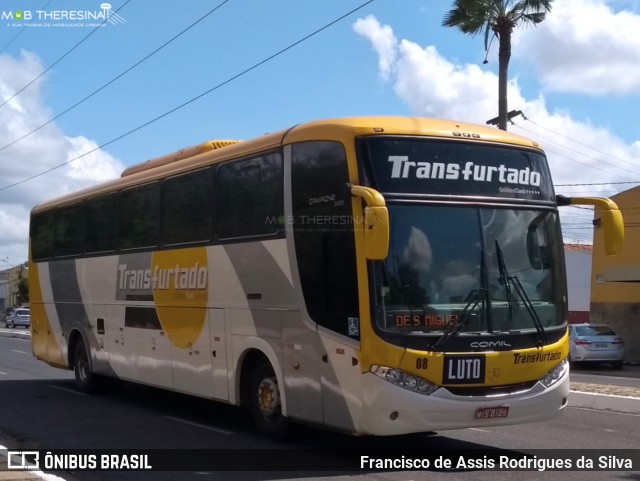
[359,136,565,347]
[370,205,566,341]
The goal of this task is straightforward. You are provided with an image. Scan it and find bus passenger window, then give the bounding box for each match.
[119,183,160,250]
[84,194,117,254]
[55,203,84,257]
[217,152,283,239]
[163,169,213,245]
[30,213,55,260]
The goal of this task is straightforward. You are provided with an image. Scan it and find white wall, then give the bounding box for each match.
[565,249,592,311]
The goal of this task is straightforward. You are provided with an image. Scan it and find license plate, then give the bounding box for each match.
[594,343,608,348]
[475,406,509,419]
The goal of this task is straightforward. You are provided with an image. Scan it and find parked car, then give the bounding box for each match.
[5,307,30,329]
[569,323,624,369]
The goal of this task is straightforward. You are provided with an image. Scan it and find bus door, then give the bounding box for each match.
[290,141,361,430]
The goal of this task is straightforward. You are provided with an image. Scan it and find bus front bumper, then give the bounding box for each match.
[357,370,569,436]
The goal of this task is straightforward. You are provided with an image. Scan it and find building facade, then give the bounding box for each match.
[0,263,29,318]
[591,186,640,362]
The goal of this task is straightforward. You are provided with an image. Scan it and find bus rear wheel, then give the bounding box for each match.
[74,340,96,394]
[250,363,289,439]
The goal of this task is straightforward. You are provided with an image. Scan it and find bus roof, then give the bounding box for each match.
[284,116,541,148]
[31,116,543,213]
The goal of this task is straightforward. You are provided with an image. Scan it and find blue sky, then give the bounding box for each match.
[0,0,639,264]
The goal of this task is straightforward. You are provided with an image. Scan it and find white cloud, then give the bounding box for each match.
[403,226,432,272]
[0,51,124,265]
[353,15,398,81]
[352,13,640,243]
[513,0,640,94]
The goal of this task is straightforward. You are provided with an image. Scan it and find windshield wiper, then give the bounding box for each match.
[495,240,547,346]
[511,275,547,345]
[430,288,486,350]
[495,240,513,318]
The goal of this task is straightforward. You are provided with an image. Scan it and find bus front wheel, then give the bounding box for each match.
[250,363,289,439]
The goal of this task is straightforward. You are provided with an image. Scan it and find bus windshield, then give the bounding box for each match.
[370,205,566,344]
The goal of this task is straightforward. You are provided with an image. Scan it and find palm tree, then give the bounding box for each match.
[443,0,553,131]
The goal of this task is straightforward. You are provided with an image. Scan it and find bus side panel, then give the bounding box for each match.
[281,311,324,424]
[104,302,137,380]
[30,261,66,368]
[319,333,362,433]
[208,308,228,400]
[77,251,229,395]
[76,256,123,378]
[223,240,325,424]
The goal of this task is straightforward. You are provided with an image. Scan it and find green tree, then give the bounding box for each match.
[443,0,553,131]
[16,275,29,305]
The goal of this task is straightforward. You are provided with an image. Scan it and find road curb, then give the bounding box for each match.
[569,390,640,414]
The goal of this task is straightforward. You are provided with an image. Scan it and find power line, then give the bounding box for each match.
[512,121,640,178]
[555,181,640,186]
[524,116,640,170]
[0,0,376,193]
[0,0,55,55]
[0,0,232,154]
[0,1,132,111]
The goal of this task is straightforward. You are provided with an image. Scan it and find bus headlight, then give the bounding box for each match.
[540,358,568,388]
[371,366,439,395]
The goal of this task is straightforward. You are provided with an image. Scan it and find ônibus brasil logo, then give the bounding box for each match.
[2,3,126,27]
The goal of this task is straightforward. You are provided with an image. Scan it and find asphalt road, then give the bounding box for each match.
[0,331,639,481]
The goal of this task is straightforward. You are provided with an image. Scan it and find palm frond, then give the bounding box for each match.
[510,0,553,24]
[442,0,493,34]
[522,12,547,24]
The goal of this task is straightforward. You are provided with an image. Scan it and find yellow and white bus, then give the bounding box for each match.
[29,116,623,438]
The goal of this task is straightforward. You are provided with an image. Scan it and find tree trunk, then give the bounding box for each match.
[498,31,511,131]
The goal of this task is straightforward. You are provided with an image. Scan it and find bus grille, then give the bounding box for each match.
[445,381,537,397]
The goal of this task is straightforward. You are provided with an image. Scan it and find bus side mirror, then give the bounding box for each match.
[350,185,390,260]
[363,206,390,260]
[558,195,625,255]
[596,208,624,255]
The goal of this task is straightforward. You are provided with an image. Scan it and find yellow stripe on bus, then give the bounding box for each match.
[151,247,208,349]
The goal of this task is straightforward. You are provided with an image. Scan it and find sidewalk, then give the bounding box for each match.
[0,466,41,481]
[568,381,640,414]
[0,453,48,481]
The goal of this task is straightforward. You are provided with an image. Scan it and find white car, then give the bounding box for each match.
[569,323,624,369]
[5,307,30,329]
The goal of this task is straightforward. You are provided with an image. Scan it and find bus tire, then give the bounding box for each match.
[73,340,96,394]
[250,362,289,439]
